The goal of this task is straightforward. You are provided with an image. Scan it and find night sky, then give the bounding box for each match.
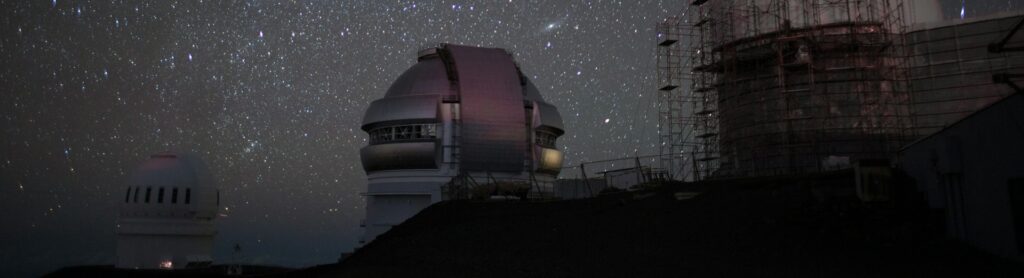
[1,0,1021,276]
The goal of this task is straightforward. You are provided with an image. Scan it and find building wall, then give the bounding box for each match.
[899,94,1024,258]
[363,192,436,243]
[361,176,447,244]
[115,234,214,269]
[907,12,1024,137]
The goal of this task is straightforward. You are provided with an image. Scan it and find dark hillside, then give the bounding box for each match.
[298,172,1024,277]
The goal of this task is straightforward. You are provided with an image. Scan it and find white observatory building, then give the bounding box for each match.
[359,44,565,244]
[115,152,220,269]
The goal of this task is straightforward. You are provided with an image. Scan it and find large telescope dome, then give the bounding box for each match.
[357,44,565,244]
[360,44,564,174]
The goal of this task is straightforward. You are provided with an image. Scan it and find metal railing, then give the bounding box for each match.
[441,153,681,201]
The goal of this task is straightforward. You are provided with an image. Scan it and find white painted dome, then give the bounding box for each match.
[118,152,219,220]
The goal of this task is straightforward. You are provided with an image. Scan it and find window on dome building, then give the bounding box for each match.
[158,187,165,203]
[368,123,437,145]
[368,124,436,144]
[536,130,558,148]
[172,187,178,204]
[145,187,152,203]
[185,188,191,204]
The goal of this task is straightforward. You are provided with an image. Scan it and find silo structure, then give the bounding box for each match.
[359,44,565,244]
[675,0,936,177]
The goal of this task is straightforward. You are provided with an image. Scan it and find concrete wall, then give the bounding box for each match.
[899,94,1024,258]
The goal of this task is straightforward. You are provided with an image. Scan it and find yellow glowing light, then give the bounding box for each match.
[540,148,563,170]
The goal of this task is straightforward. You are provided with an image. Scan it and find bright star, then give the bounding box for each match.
[960,1,966,19]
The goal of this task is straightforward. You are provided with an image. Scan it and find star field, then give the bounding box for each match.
[0,0,684,275]
[1,0,1021,276]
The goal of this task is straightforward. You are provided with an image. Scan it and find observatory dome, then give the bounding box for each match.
[360,44,564,174]
[116,152,219,270]
[118,152,219,220]
[357,44,566,244]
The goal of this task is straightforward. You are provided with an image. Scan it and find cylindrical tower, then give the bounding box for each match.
[687,0,941,177]
[115,152,220,269]
[359,44,565,244]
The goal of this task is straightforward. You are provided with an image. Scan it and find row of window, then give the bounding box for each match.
[367,123,559,147]
[536,131,558,148]
[125,186,190,205]
[368,124,437,144]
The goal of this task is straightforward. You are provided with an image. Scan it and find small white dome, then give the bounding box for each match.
[118,152,219,220]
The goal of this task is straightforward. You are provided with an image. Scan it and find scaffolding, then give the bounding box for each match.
[660,0,912,178]
[657,15,691,181]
